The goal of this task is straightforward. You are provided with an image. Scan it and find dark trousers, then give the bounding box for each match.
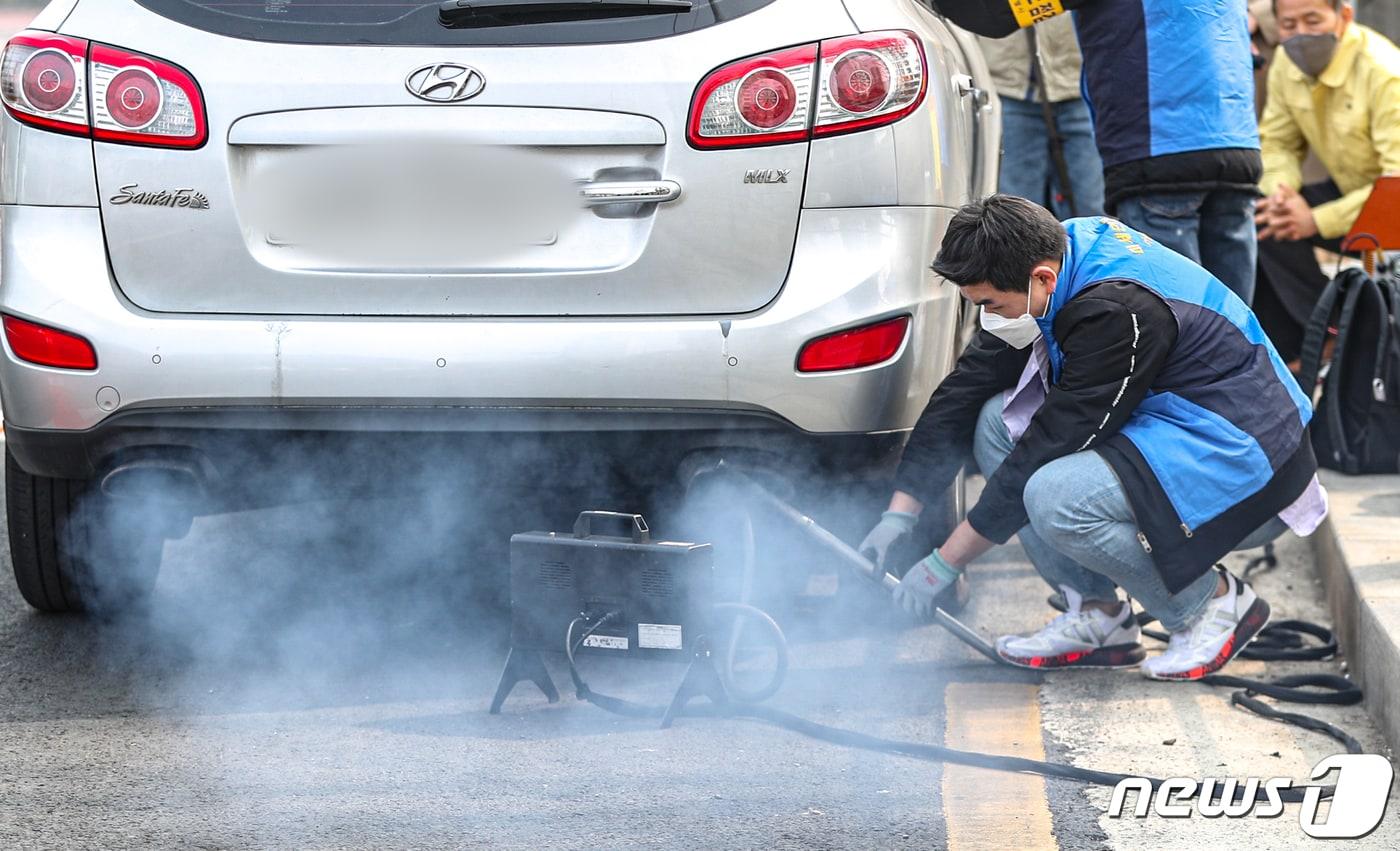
[1255,181,1345,363]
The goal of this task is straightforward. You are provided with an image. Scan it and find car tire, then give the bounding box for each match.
[6,447,163,615]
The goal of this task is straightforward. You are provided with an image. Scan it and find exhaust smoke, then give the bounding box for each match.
[3,433,959,847]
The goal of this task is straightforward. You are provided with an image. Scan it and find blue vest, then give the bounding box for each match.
[1038,218,1311,534]
[1074,0,1259,167]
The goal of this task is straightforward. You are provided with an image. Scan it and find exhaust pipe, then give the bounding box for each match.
[680,455,896,592]
[99,458,206,540]
[99,458,205,501]
[686,458,986,655]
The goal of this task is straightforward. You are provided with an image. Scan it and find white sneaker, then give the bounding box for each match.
[996,586,1145,669]
[1141,567,1271,681]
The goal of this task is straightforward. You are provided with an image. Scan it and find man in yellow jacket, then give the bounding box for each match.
[1254,0,1400,365]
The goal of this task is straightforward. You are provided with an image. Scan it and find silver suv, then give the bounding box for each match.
[0,0,997,613]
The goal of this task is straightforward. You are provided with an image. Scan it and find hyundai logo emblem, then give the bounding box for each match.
[405,63,486,103]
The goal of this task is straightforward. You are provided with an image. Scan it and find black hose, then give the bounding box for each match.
[1228,688,1365,755]
[562,610,1344,805]
[571,470,1361,806]
[713,602,788,705]
[1237,619,1341,662]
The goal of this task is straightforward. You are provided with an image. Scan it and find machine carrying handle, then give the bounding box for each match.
[573,511,651,544]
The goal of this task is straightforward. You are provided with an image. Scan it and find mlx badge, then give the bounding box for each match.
[744,168,790,185]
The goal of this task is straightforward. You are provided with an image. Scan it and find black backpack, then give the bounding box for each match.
[1296,267,1400,474]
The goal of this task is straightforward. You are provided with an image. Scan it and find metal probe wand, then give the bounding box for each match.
[717,464,1008,665]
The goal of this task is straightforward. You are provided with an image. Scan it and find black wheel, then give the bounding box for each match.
[6,447,163,615]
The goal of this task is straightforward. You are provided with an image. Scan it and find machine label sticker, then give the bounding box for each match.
[638,624,683,650]
[582,635,628,651]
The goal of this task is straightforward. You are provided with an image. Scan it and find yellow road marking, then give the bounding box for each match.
[943,682,1057,851]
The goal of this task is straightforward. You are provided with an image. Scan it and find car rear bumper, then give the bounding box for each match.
[3,405,910,497]
[0,203,959,480]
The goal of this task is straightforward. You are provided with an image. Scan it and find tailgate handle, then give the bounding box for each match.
[579,180,682,206]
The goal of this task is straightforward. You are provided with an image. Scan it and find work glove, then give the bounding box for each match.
[858,511,919,574]
[893,549,964,619]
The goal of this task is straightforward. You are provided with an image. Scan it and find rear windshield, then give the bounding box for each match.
[131,0,781,45]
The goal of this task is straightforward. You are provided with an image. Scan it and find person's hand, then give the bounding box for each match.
[1274,184,1319,240]
[1255,191,1284,234]
[1254,194,1272,216]
[893,549,963,619]
[858,511,918,574]
[1256,184,1318,241]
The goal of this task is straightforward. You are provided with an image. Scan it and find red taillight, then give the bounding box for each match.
[23,49,79,112]
[797,316,910,373]
[105,67,161,129]
[687,31,927,150]
[828,51,892,114]
[0,31,206,149]
[688,44,818,149]
[3,315,97,370]
[89,42,205,147]
[737,68,798,130]
[814,33,927,138]
[0,33,88,137]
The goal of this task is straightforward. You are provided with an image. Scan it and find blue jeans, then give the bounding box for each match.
[971,397,1284,631]
[998,97,1105,219]
[1114,190,1258,305]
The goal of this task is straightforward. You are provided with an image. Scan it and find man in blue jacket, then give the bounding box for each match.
[860,195,1326,680]
[1073,0,1263,304]
[932,0,1263,303]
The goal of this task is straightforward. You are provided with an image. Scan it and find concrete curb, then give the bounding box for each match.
[1310,471,1400,753]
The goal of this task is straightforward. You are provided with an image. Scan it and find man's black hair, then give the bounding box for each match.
[930,194,1066,293]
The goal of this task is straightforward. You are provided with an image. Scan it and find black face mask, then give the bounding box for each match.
[1283,32,1340,78]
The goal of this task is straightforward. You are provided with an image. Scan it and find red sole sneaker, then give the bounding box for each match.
[997,643,1147,670]
[1144,596,1272,681]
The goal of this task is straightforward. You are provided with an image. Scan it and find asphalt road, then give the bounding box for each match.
[1,7,1395,848]
[0,467,1395,849]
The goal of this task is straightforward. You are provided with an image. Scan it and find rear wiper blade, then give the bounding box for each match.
[439,0,693,28]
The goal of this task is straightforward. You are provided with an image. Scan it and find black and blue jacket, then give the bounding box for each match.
[895,217,1317,593]
[1072,0,1263,210]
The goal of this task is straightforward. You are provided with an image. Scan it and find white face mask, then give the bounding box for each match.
[979,277,1048,349]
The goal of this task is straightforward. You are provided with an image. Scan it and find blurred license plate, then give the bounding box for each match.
[257,145,571,256]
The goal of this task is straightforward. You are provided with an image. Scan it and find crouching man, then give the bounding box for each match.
[861,195,1327,680]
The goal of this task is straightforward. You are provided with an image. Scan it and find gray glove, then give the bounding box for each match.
[893,549,963,619]
[858,510,919,574]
